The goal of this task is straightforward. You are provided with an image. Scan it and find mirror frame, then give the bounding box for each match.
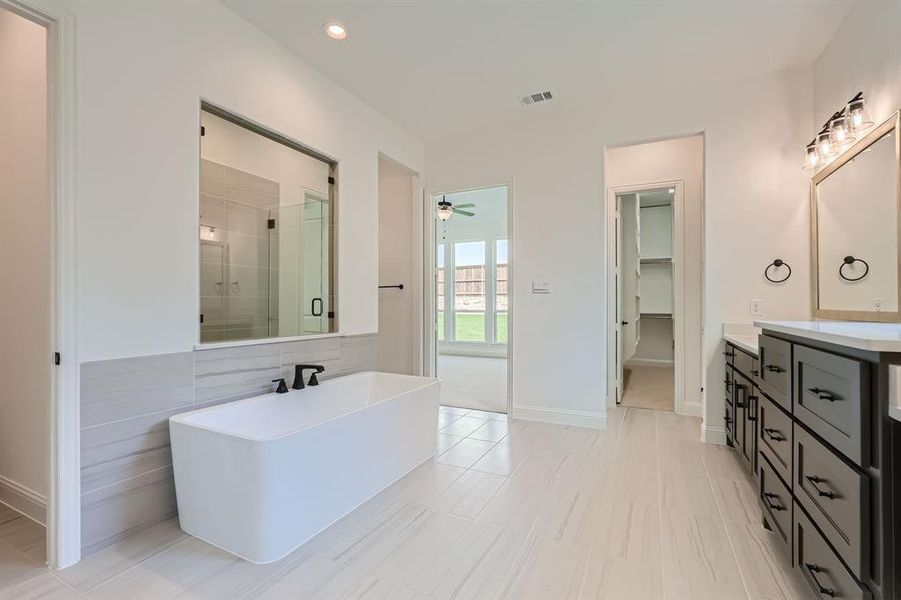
[811,110,901,322]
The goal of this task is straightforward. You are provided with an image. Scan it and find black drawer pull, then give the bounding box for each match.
[723,415,732,424]
[805,475,837,499]
[763,427,786,441]
[762,492,786,512]
[807,387,837,402]
[764,364,785,373]
[803,563,836,597]
[751,369,759,376]
[723,350,734,358]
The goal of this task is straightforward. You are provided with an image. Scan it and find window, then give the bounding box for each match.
[453,241,486,342]
[496,239,508,343]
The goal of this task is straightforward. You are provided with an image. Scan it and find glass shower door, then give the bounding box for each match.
[302,190,330,333]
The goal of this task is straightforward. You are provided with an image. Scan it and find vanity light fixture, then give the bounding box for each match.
[804,91,873,170]
[324,22,348,40]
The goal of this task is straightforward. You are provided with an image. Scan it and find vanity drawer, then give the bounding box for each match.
[793,345,867,465]
[758,394,792,486]
[723,343,736,366]
[794,502,869,600]
[758,335,791,411]
[734,348,758,382]
[759,454,792,560]
[794,426,868,579]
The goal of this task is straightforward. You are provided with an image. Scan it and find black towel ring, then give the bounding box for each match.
[839,256,869,282]
[764,259,791,284]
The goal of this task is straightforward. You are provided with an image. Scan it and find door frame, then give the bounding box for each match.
[422,180,514,415]
[605,181,685,414]
[2,0,80,568]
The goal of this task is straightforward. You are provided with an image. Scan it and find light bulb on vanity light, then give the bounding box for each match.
[816,130,835,160]
[803,141,819,170]
[829,115,855,146]
[847,94,874,131]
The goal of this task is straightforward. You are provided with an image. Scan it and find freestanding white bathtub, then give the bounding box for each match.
[169,371,439,564]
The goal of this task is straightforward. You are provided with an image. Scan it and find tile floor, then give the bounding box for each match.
[437,355,507,413]
[621,365,675,412]
[0,405,812,599]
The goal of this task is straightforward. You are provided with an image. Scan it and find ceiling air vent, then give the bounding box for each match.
[519,90,554,106]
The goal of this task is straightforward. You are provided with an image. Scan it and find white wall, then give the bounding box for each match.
[0,7,49,500]
[377,157,419,375]
[60,0,424,362]
[427,67,813,432]
[813,0,901,136]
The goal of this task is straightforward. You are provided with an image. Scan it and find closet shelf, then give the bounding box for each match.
[640,312,673,319]
[640,257,672,264]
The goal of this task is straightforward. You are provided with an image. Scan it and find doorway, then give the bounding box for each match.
[615,187,676,411]
[433,186,509,414]
[0,0,51,564]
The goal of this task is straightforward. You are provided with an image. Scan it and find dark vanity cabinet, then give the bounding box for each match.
[723,332,899,600]
[724,344,759,479]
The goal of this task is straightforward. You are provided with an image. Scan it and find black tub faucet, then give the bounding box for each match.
[293,364,325,389]
[271,378,289,394]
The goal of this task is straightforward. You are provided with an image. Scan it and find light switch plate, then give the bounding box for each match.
[749,299,763,316]
[531,280,550,294]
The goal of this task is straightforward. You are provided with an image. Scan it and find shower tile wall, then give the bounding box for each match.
[200,159,278,343]
[79,334,377,555]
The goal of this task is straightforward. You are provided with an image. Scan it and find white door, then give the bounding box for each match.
[614,198,624,404]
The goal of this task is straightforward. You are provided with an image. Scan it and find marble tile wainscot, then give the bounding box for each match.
[79,334,377,556]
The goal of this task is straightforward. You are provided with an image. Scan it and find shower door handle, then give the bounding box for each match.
[311,297,323,317]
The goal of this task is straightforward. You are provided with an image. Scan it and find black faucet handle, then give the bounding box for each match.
[293,364,325,390]
[271,378,289,394]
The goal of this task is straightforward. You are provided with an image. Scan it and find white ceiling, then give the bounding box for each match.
[224,0,853,145]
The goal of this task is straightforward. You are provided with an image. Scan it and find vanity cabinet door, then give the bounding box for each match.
[758,335,791,412]
[735,372,757,475]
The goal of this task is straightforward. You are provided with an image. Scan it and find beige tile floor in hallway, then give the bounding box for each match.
[621,365,675,412]
[0,406,813,600]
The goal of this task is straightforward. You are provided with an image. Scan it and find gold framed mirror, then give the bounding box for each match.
[811,111,901,322]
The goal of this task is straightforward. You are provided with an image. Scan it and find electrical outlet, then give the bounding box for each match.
[874,298,885,312]
[749,299,763,316]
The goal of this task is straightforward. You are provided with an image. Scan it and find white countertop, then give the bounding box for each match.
[724,334,758,356]
[754,320,901,353]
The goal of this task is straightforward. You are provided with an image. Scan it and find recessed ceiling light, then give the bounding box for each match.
[668,188,675,194]
[324,22,348,40]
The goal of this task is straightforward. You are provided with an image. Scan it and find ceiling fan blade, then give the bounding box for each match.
[453,203,475,208]
[453,209,475,217]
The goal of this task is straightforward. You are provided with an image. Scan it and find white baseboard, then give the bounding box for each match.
[702,424,728,445]
[679,401,702,417]
[0,475,46,525]
[513,404,607,430]
[625,358,674,368]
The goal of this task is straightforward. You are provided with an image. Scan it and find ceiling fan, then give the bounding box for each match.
[437,196,475,221]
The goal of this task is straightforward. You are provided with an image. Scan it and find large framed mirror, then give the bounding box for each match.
[199,102,337,343]
[811,111,900,322]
